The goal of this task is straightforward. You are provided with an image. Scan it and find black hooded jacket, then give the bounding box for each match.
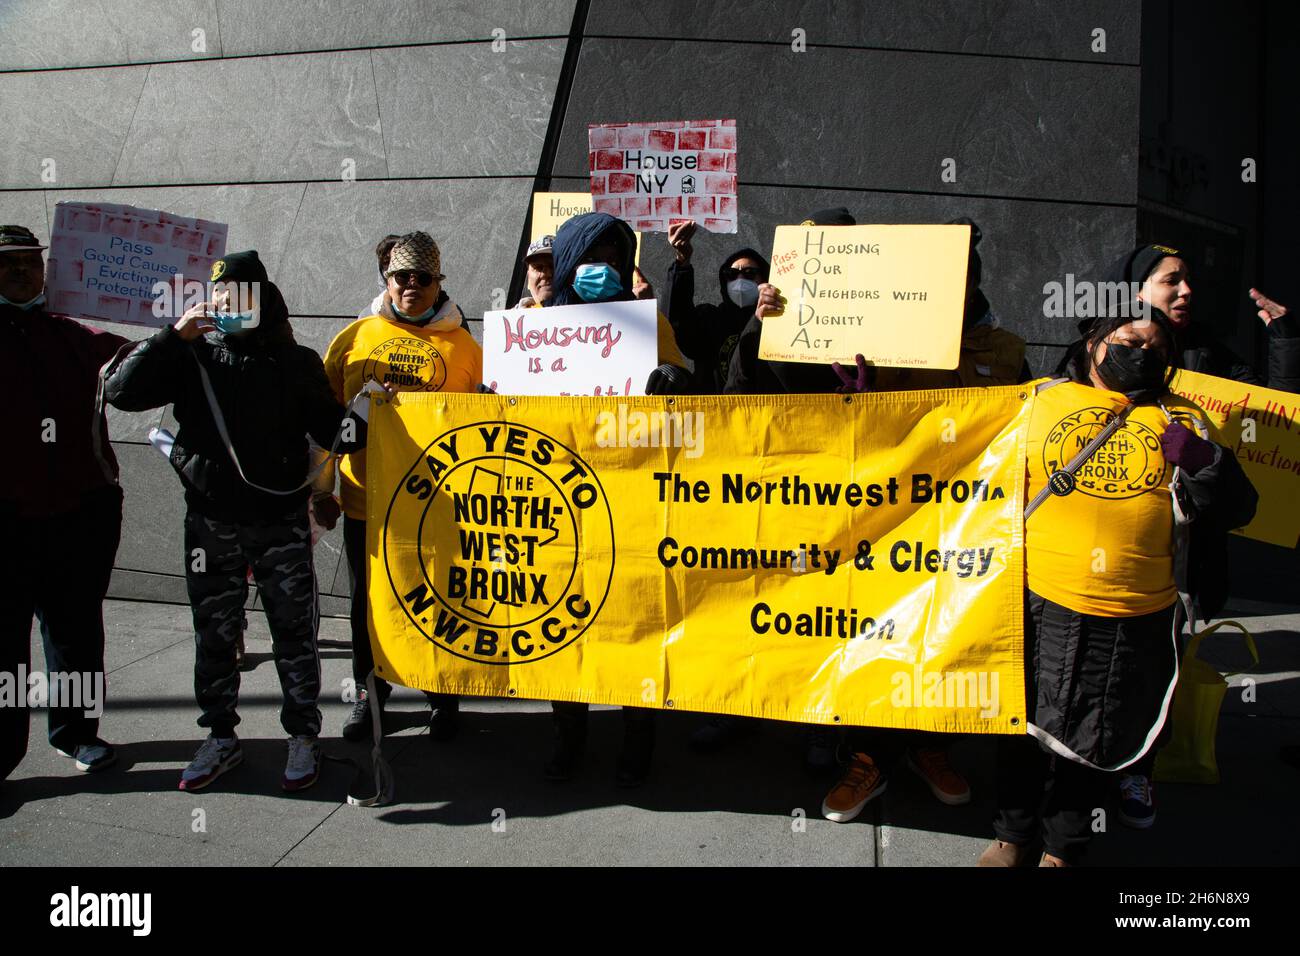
[548,212,638,309]
[665,247,769,393]
[104,282,359,522]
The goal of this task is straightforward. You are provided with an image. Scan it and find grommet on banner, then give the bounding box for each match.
[1018,392,1027,400]
[843,395,852,404]
[1010,716,1020,726]
[666,699,675,708]
[507,688,517,697]
[508,397,517,406]
[832,715,842,723]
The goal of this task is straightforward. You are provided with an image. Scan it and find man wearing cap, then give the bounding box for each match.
[0,224,130,782]
[517,235,555,307]
[104,249,364,793]
[324,231,482,742]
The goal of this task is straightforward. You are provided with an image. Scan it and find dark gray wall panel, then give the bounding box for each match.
[215,0,576,57]
[275,178,533,318]
[555,39,1137,204]
[553,177,1133,347]
[0,191,50,242]
[0,67,149,188]
[112,52,386,186]
[0,0,221,70]
[587,1,1140,64]
[371,40,565,178]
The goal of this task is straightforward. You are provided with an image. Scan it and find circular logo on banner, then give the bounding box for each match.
[361,337,448,391]
[1042,406,1166,499]
[383,422,616,665]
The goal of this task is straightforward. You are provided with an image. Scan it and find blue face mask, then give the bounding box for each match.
[572,263,624,303]
[0,291,46,311]
[390,300,438,323]
[210,309,257,335]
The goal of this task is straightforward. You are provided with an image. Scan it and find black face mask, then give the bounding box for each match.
[1095,343,1167,398]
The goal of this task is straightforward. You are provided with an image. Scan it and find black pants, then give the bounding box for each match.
[344,515,456,712]
[992,736,1109,864]
[1,486,122,780]
[552,701,655,742]
[184,505,322,738]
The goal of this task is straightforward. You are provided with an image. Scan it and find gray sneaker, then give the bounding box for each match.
[57,739,117,772]
[179,735,242,792]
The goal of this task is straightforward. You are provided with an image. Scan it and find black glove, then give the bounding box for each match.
[645,364,693,396]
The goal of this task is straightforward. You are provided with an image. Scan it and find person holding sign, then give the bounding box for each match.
[1,224,129,782]
[663,219,770,394]
[104,250,368,793]
[979,306,1256,867]
[324,232,481,743]
[546,211,689,397]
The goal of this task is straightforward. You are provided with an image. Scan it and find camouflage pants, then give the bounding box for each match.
[183,505,321,738]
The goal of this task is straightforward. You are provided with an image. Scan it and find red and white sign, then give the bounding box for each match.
[45,201,228,326]
[483,300,659,396]
[587,119,738,234]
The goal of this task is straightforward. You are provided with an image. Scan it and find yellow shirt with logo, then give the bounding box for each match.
[1025,379,1216,617]
[325,312,483,520]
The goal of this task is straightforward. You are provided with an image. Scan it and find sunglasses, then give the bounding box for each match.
[721,266,762,281]
[389,270,439,288]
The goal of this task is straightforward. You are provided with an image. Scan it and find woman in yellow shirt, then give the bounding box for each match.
[323,232,483,742]
[980,307,1256,867]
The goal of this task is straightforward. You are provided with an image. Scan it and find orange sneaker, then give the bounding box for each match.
[821,753,887,823]
[906,747,971,805]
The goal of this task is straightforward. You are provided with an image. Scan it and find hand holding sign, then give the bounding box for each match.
[754,283,785,321]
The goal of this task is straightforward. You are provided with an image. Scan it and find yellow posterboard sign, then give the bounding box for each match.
[531,192,642,265]
[1170,368,1300,547]
[758,224,970,369]
[367,388,1030,734]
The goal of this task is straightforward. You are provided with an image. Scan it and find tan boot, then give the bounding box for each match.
[1039,852,1070,867]
[977,839,1035,867]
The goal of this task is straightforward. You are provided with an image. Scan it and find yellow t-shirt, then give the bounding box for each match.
[1025,379,1216,617]
[325,311,483,519]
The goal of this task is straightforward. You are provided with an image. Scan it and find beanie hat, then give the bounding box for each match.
[210,249,268,285]
[0,224,47,253]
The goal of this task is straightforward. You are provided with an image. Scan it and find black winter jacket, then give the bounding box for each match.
[1179,313,1300,394]
[104,284,359,522]
[665,247,769,393]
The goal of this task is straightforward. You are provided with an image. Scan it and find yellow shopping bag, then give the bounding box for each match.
[1154,621,1258,785]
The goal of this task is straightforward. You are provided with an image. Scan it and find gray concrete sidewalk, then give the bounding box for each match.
[2,598,1297,866]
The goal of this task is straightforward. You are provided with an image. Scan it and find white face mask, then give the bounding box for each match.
[726,278,759,309]
[0,290,45,311]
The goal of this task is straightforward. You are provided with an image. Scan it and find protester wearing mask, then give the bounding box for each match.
[1,225,129,782]
[1055,242,1295,827]
[324,232,481,743]
[516,235,554,307]
[547,211,689,396]
[540,212,688,786]
[359,234,401,319]
[104,250,366,793]
[1069,243,1298,392]
[664,219,770,393]
[979,307,1256,866]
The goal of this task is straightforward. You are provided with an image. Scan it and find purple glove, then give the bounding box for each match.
[1160,421,1216,475]
[831,354,871,394]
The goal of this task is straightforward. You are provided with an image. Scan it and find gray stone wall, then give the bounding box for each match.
[0,0,1140,613]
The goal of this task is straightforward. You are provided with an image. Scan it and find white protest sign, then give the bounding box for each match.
[45,201,228,326]
[483,299,659,396]
[588,119,738,233]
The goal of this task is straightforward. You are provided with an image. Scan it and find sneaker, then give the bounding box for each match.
[1039,853,1070,867]
[1118,774,1156,829]
[179,735,242,792]
[283,736,321,792]
[56,738,117,773]
[342,689,384,742]
[906,747,971,806]
[977,839,1037,867]
[821,752,887,822]
[804,725,839,773]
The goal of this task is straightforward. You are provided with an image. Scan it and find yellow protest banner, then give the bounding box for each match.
[758,224,970,369]
[531,192,642,264]
[1170,368,1300,547]
[366,387,1031,734]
